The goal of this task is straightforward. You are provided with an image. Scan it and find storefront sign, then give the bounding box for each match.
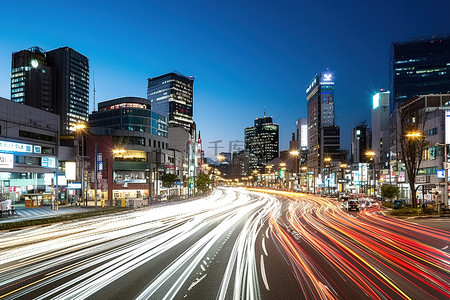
[41,157,56,168]
[0,140,40,153]
[0,153,14,168]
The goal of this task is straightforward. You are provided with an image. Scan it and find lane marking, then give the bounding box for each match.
[265,226,269,239]
[442,245,448,250]
[260,255,270,291]
[187,274,207,291]
[200,264,206,272]
[262,237,268,256]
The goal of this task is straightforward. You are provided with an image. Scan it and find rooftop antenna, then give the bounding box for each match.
[264,107,266,117]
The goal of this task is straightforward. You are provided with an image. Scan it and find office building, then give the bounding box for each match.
[46,47,90,134]
[351,121,371,164]
[88,97,169,202]
[400,94,450,205]
[11,46,89,135]
[244,116,279,172]
[372,90,390,168]
[231,150,250,178]
[147,72,194,131]
[306,72,341,177]
[0,97,60,203]
[390,34,450,113]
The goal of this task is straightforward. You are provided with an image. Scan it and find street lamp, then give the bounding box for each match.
[365,151,376,198]
[74,123,86,206]
[339,163,348,194]
[324,157,332,195]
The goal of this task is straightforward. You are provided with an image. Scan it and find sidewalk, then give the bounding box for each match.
[381,206,450,219]
[0,205,94,224]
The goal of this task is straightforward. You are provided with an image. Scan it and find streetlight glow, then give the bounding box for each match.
[405,131,422,138]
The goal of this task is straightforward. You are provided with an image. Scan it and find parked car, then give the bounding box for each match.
[393,199,407,209]
[345,199,359,211]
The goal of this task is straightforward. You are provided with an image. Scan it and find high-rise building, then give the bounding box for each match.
[11,46,89,134]
[390,34,450,113]
[231,150,250,178]
[11,47,53,110]
[351,121,371,164]
[244,116,279,172]
[147,72,194,131]
[372,90,390,168]
[46,47,90,134]
[306,72,340,176]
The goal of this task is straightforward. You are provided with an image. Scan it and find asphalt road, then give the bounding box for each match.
[0,188,448,299]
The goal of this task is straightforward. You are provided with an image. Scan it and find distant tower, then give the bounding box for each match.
[244,116,279,172]
[351,121,371,164]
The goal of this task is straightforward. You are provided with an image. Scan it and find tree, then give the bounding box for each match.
[399,108,428,208]
[196,173,212,193]
[380,185,399,202]
[161,173,178,188]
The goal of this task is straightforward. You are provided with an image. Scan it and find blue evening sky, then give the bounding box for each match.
[0,0,448,159]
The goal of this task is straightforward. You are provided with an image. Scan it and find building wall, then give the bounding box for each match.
[390,35,450,113]
[0,97,59,198]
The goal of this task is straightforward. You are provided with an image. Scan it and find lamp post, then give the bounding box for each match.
[339,164,348,193]
[74,123,86,206]
[324,157,332,195]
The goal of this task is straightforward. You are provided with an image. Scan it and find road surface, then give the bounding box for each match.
[0,188,448,299]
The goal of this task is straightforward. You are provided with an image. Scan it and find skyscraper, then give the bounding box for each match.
[147,72,194,131]
[351,121,371,164]
[306,72,341,176]
[244,116,279,172]
[390,34,450,113]
[11,46,89,134]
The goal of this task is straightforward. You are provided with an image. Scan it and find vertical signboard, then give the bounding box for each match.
[446,110,450,144]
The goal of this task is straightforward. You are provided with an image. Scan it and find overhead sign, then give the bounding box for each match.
[0,153,14,168]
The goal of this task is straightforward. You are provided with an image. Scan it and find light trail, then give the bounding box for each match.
[258,189,450,299]
[1,187,448,299]
[0,188,281,300]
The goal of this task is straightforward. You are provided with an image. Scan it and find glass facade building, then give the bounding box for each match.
[89,97,168,137]
[306,72,340,175]
[147,72,194,131]
[244,116,279,172]
[390,34,450,113]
